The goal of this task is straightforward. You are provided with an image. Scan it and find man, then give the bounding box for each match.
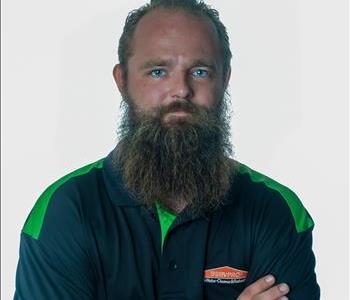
[14,0,320,299]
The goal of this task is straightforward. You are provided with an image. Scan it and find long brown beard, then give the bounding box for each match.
[112,93,235,216]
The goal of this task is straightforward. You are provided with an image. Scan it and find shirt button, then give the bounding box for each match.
[168,259,179,270]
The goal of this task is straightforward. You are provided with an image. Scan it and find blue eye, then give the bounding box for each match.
[192,69,209,78]
[149,69,167,78]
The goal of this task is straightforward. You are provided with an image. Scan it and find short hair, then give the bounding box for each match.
[118,0,232,78]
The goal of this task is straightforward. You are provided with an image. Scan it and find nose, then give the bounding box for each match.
[170,72,193,100]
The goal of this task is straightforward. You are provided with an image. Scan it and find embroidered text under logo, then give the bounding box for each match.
[204,266,248,284]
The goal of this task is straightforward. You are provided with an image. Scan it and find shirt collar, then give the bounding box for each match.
[102,148,141,206]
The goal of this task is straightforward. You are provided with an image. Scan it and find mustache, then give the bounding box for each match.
[159,99,197,116]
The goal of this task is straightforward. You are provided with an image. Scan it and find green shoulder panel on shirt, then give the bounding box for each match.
[22,158,105,240]
[238,162,314,233]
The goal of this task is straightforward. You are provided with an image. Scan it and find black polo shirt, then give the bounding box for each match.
[14,149,320,299]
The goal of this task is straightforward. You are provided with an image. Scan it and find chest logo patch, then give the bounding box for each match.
[204,266,248,284]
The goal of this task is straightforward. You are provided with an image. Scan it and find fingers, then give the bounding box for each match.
[257,282,290,300]
[237,275,290,300]
[238,275,275,298]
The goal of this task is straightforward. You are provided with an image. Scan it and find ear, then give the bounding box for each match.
[113,64,126,95]
[223,66,231,90]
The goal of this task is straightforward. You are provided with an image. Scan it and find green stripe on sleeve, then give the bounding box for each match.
[238,162,314,233]
[22,158,104,240]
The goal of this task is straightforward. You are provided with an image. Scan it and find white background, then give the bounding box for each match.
[1,0,348,299]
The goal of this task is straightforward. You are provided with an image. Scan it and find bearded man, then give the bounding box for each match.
[14,0,320,299]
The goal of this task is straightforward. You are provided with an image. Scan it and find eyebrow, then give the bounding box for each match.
[139,58,217,71]
[191,59,217,71]
[139,59,173,70]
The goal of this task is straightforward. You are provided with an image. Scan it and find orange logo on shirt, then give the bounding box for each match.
[204,266,248,284]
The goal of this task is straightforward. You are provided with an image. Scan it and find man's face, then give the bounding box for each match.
[112,8,233,214]
[114,8,229,124]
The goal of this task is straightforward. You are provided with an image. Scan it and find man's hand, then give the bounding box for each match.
[237,275,289,300]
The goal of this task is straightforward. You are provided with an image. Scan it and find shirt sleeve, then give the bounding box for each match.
[14,181,96,300]
[244,191,320,300]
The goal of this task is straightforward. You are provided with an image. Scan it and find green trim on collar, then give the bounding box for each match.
[156,202,177,251]
[238,162,314,233]
[22,158,104,239]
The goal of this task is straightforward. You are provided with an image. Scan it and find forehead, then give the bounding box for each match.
[129,8,221,64]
